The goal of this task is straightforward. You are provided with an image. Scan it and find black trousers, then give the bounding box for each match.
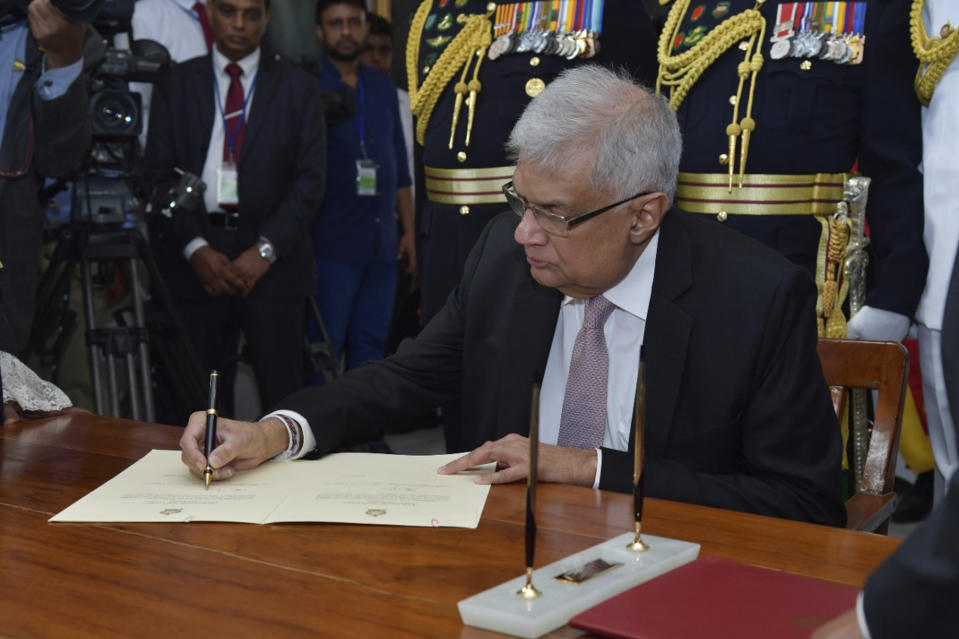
[174,293,305,418]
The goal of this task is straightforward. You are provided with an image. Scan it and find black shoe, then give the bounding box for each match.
[892,470,934,523]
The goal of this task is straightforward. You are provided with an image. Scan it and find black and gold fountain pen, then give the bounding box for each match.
[203,370,220,489]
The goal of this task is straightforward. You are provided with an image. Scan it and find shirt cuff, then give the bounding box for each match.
[264,409,317,461]
[36,56,83,101]
[591,448,602,489]
[856,592,873,639]
[183,237,209,261]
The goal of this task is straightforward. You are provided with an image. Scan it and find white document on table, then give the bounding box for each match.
[49,449,493,528]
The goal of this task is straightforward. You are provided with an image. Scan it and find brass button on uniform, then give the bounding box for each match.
[718,153,729,166]
[717,211,728,222]
[525,77,546,98]
[486,2,496,10]
[738,40,750,51]
[456,151,467,163]
[460,205,470,216]
[728,95,737,106]
[529,56,541,67]
[423,65,431,76]
[800,59,812,71]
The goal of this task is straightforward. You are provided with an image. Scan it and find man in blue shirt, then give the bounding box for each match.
[311,0,414,376]
[0,0,90,355]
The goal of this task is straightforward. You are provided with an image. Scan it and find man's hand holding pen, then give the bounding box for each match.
[181,413,289,483]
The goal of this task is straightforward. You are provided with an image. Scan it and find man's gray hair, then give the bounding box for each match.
[506,65,682,203]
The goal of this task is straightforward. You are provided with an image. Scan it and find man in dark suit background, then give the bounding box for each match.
[0,0,91,355]
[814,248,959,639]
[145,0,325,415]
[179,65,843,526]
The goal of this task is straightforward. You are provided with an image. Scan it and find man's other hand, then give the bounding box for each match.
[180,412,289,481]
[811,609,866,639]
[398,231,417,274]
[231,246,270,297]
[190,245,243,296]
[28,0,86,70]
[437,433,597,487]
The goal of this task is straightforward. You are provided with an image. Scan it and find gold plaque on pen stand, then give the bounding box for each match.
[458,364,701,639]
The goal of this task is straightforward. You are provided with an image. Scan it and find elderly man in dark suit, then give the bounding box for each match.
[180,65,844,526]
[145,0,325,415]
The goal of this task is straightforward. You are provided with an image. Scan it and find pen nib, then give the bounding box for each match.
[204,466,212,490]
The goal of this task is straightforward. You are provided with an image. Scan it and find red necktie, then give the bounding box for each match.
[193,2,214,51]
[223,62,245,163]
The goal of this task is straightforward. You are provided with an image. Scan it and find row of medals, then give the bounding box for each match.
[487,29,599,60]
[769,30,864,64]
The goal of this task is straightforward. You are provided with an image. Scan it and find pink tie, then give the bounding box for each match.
[557,295,616,449]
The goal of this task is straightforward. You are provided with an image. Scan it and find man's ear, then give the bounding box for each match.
[628,192,669,244]
[315,25,324,42]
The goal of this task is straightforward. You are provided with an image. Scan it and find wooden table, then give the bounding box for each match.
[0,414,899,638]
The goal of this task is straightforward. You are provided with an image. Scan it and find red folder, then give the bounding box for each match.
[569,555,859,639]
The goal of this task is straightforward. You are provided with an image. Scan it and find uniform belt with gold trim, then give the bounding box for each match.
[424,165,515,205]
[676,171,850,218]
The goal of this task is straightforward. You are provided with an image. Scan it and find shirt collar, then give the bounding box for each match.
[561,229,660,321]
[212,45,260,79]
[173,0,200,12]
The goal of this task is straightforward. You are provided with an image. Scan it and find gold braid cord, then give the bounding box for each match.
[657,0,766,190]
[407,0,493,146]
[910,0,959,106]
[816,214,851,338]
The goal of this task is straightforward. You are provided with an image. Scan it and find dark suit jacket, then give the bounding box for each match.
[0,31,90,353]
[863,250,959,637]
[144,49,325,300]
[278,208,845,526]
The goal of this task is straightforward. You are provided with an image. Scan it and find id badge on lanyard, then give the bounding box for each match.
[217,163,239,206]
[354,75,379,197]
[214,66,258,208]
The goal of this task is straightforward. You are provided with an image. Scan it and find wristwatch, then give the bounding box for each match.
[256,237,277,264]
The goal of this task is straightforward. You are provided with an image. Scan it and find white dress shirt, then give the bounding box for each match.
[183,46,260,260]
[270,230,660,488]
[539,231,658,487]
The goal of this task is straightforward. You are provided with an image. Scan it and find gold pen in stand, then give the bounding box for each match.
[203,370,220,489]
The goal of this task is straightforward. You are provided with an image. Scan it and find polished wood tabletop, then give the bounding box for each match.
[0,413,900,638]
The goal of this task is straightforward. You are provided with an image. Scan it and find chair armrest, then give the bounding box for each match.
[845,492,898,533]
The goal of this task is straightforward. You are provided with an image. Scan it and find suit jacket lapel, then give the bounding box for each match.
[239,50,277,164]
[498,252,562,433]
[644,209,693,456]
[193,56,215,171]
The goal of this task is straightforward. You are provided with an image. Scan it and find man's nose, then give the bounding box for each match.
[514,209,547,246]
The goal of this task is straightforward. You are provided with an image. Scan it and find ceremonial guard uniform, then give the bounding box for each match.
[407,0,657,323]
[912,0,959,499]
[658,0,927,339]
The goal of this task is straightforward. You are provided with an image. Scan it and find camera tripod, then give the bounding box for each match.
[30,216,206,423]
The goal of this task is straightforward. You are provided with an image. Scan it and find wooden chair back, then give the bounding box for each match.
[816,339,909,533]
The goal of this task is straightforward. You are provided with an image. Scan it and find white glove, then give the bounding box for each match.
[845,305,911,342]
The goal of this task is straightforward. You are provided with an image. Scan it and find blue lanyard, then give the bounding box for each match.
[213,64,259,163]
[353,73,368,159]
[174,0,201,23]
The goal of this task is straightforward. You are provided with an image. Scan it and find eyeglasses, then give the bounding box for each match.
[502,181,652,237]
